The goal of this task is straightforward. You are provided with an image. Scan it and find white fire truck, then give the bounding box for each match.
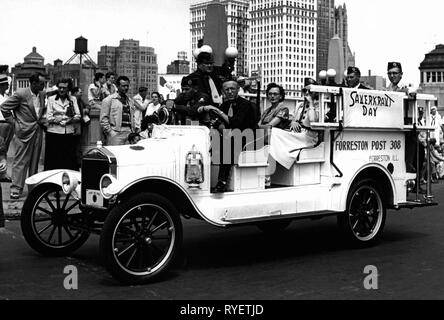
[20,85,438,284]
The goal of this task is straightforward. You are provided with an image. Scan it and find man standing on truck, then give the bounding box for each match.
[345,67,370,89]
[174,50,223,126]
[385,62,415,173]
[386,62,408,92]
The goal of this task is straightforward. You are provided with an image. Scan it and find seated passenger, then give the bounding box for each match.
[204,81,257,193]
[269,78,320,170]
[259,83,290,130]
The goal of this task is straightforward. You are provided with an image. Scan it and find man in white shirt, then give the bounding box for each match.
[0,75,12,183]
[88,72,105,110]
[430,106,443,146]
[102,72,117,99]
[133,87,150,132]
[386,62,408,92]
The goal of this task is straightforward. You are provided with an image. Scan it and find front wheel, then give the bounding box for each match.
[21,184,90,256]
[337,179,386,247]
[99,193,183,284]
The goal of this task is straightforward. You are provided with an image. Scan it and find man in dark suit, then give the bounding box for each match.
[345,66,370,89]
[204,80,257,192]
[1,72,46,199]
[174,51,224,125]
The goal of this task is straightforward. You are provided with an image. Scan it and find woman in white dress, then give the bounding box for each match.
[269,78,320,170]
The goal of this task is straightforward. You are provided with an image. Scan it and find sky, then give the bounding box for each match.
[0,0,443,87]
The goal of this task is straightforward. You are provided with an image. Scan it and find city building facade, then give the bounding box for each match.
[47,59,107,102]
[360,70,387,91]
[97,39,158,96]
[249,0,317,97]
[167,52,190,74]
[418,44,444,111]
[335,4,355,69]
[316,0,335,77]
[316,1,354,78]
[11,47,48,91]
[190,0,250,75]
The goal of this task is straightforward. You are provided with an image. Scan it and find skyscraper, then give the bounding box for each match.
[316,1,355,78]
[249,0,317,97]
[335,4,355,69]
[97,39,158,96]
[316,0,335,77]
[190,0,250,75]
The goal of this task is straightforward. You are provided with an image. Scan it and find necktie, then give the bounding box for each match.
[208,77,222,105]
[228,103,234,118]
[432,116,435,127]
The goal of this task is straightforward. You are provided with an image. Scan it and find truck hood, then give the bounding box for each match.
[105,138,175,167]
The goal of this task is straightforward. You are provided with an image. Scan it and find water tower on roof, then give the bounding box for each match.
[75,36,88,54]
[65,36,97,67]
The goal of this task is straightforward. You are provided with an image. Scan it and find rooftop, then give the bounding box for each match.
[24,47,44,61]
[419,44,444,70]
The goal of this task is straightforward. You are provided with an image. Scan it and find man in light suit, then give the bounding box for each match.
[1,72,46,199]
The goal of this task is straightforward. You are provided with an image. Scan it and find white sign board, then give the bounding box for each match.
[342,88,405,129]
[158,74,183,100]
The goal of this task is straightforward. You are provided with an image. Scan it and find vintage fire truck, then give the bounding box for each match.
[20,85,438,284]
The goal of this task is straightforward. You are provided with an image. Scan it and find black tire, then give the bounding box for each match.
[21,184,90,256]
[337,179,386,247]
[99,193,183,284]
[257,219,292,234]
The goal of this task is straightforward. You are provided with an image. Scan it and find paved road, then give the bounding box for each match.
[1,182,444,300]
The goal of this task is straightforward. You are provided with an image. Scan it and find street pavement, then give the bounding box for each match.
[1,180,444,300]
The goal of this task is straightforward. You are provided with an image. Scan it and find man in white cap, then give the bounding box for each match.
[430,106,443,146]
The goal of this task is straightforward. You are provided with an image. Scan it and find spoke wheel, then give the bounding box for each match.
[21,184,90,256]
[100,193,182,284]
[338,179,386,246]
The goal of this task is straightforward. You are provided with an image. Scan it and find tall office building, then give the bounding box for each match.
[249,0,317,97]
[190,0,250,75]
[316,0,335,77]
[335,4,355,69]
[316,1,355,78]
[97,39,158,96]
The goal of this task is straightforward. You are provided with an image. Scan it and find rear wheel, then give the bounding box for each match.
[337,179,386,247]
[21,184,90,256]
[100,193,183,284]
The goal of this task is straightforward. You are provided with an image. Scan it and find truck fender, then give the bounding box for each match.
[339,163,396,211]
[25,170,81,191]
